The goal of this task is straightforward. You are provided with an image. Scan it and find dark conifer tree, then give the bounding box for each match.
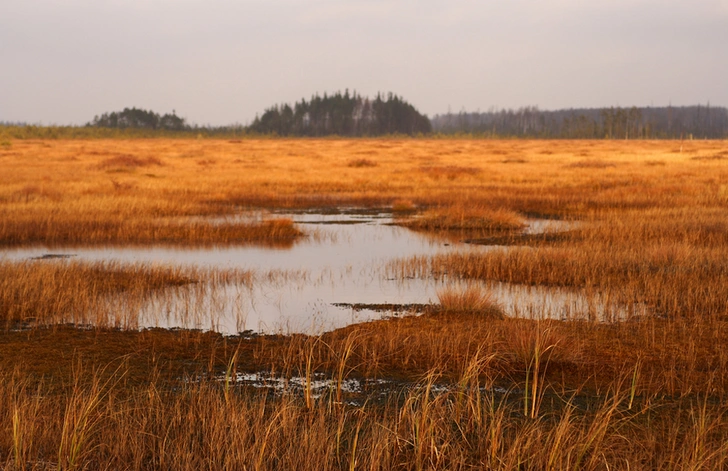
[248,91,431,136]
[90,108,188,131]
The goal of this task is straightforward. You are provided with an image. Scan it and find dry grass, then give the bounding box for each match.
[392,209,728,321]
[1,138,726,234]
[436,284,504,318]
[0,215,301,246]
[401,205,525,236]
[2,138,728,468]
[1,338,728,471]
[97,154,164,170]
[501,156,528,163]
[566,159,617,168]
[420,164,481,179]
[346,158,378,168]
[391,199,416,212]
[0,261,253,330]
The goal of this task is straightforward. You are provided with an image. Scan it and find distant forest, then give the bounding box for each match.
[248,91,432,136]
[90,108,188,131]
[84,92,432,137]
[78,100,728,139]
[431,105,728,139]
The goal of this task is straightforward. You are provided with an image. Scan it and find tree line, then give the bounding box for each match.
[431,105,728,139]
[247,91,432,136]
[81,101,728,139]
[84,92,432,137]
[90,108,188,131]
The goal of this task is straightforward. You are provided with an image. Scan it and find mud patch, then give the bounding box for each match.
[332,302,434,313]
[30,253,76,260]
[566,160,617,169]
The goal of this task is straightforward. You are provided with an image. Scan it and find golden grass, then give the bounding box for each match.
[0,138,725,246]
[346,158,378,168]
[0,213,301,247]
[436,284,504,318]
[1,339,728,471]
[314,313,728,397]
[0,261,253,330]
[0,311,726,469]
[391,198,416,212]
[401,204,525,236]
[392,209,728,321]
[1,138,728,468]
[96,154,164,170]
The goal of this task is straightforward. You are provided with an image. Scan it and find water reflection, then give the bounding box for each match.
[1,212,641,334]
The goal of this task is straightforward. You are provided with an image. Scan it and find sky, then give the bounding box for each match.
[1,0,727,126]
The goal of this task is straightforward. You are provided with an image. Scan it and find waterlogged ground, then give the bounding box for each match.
[1,211,640,334]
[214,370,511,407]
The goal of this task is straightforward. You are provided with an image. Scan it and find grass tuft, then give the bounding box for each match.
[436,285,504,318]
[3,138,728,468]
[402,205,524,236]
[0,215,303,246]
[566,159,617,168]
[391,199,416,212]
[347,158,378,168]
[97,154,164,170]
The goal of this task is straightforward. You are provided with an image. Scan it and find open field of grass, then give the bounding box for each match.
[1,138,726,244]
[1,138,728,469]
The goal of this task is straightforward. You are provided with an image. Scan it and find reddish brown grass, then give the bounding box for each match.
[1,138,728,469]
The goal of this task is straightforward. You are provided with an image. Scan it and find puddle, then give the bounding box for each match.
[484,280,646,321]
[331,302,433,313]
[4,213,460,271]
[30,253,76,260]
[463,218,581,246]
[1,212,641,334]
[215,371,505,406]
[223,371,380,400]
[522,218,580,235]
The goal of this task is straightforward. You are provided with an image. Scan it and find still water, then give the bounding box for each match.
[2,212,638,334]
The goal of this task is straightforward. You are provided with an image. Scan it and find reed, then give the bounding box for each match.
[0,260,253,330]
[1,137,728,468]
[246,310,728,399]
[0,215,302,247]
[513,320,560,419]
[393,220,728,321]
[1,354,728,470]
[436,284,504,318]
[1,138,726,245]
[401,205,525,237]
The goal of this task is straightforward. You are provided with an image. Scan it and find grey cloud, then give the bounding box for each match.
[0,0,725,125]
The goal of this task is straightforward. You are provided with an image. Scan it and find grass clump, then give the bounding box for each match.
[97,154,164,170]
[258,218,302,240]
[3,138,728,468]
[0,215,303,247]
[566,159,617,168]
[391,199,416,212]
[420,165,480,180]
[3,335,728,471]
[402,205,524,236]
[0,261,190,328]
[347,158,378,168]
[436,285,504,318]
[0,261,253,330]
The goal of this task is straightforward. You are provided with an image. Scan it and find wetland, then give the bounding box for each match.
[1,138,728,470]
[2,211,628,333]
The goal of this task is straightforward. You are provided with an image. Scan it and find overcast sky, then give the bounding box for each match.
[1,0,727,126]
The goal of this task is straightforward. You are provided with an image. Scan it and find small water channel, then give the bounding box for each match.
[1,211,642,334]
